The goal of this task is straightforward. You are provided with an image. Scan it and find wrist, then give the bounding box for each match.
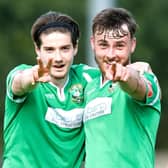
[120,68,140,94]
[130,76,139,94]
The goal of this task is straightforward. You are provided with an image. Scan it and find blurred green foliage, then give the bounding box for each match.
[1,0,168,163]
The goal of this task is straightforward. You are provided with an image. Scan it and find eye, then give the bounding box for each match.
[98,42,108,49]
[116,43,125,49]
[61,46,71,52]
[44,47,54,53]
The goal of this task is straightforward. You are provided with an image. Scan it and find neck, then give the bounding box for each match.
[50,76,69,89]
[101,75,109,85]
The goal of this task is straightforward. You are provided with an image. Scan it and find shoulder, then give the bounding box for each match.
[71,64,98,72]
[71,64,100,83]
[85,76,99,91]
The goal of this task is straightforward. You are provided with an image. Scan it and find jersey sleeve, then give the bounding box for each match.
[136,72,161,112]
[72,64,100,83]
[6,64,32,103]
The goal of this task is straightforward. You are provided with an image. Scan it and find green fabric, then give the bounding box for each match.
[3,64,99,168]
[84,73,161,168]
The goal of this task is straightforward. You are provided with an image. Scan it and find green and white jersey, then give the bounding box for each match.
[3,64,99,168]
[84,72,161,168]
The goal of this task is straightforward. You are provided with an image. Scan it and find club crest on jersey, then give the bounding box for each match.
[70,84,84,103]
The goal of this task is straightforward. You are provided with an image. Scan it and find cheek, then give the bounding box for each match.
[95,52,102,63]
[118,50,130,65]
[95,54,105,69]
[94,47,106,58]
[66,54,74,64]
[117,49,129,58]
[40,54,52,65]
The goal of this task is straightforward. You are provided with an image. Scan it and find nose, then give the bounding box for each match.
[53,51,62,62]
[106,48,116,60]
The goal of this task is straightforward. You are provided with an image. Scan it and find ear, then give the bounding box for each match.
[34,43,40,57]
[90,36,95,51]
[131,37,136,53]
[73,43,78,57]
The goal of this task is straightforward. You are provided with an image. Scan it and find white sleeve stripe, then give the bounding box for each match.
[83,72,93,82]
[148,76,161,106]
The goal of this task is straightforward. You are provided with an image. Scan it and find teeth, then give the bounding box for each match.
[107,62,113,65]
[55,65,64,68]
[105,61,113,65]
[105,60,117,65]
[54,65,62,67]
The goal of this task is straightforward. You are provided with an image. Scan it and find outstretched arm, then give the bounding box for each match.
[105,62,147,101]
[127,61,152,74]
[12,57,52,96]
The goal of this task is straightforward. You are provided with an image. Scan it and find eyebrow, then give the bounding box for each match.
[97,39,108,43]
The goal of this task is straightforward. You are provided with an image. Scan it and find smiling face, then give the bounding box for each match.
[90,24,136,77]
[35,31,78,83]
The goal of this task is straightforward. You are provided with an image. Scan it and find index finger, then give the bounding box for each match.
[111,61,116,77]
[46,58,52,69]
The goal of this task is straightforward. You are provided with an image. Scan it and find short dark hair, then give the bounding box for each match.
[31,11,80,48]
[92,8,138,38]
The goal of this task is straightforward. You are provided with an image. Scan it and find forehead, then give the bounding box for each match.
[40,31,71,42]
[95,24,130,40]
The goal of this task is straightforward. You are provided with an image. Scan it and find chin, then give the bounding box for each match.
[54,75,66,80]
[50,72,65,79]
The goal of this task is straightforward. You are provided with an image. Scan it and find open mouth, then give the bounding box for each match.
[106,61,113,65]
[104,60,116,65]
[104,57,116,65]
[53,64,65,68]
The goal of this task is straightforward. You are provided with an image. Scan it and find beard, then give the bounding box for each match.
[94,54,131,78]
[94,54,131,66]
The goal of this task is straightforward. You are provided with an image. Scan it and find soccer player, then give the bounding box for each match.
[2,11,99,168]
[83,8,161,168]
